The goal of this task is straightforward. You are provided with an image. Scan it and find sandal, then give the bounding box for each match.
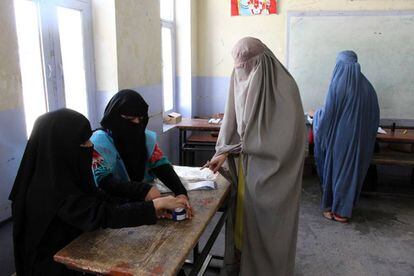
[322,211,334,220]
[333,213,349,223]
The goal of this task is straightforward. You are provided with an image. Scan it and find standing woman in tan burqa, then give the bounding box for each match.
[206,37,306,275]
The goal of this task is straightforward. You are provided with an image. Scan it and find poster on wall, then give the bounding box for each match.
[231,0,277,16]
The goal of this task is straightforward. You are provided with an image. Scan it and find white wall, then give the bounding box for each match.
[193,0,414,119]
[196,0,414,76]
[92,0,179,162]
[288,11,414,118]
[0,0,27,221]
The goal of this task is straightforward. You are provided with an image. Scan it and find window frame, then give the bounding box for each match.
[160,1,177,114]
[14,0,97,134]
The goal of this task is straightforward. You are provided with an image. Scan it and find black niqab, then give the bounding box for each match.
[9,108,95,275]
[100,89,149,181]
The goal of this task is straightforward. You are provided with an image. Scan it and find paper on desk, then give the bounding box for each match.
[187,181,216,190]
[208,118,221,124]
[378,127,387,134]
[153,166,218,193]
[172,165,216,181]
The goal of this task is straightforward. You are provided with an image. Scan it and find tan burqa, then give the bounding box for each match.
[216,37,306,276]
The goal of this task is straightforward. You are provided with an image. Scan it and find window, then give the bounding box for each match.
[14,0,96,136]
[160,0,175,112]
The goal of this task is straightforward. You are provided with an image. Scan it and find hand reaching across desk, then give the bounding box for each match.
[202,153,228,173]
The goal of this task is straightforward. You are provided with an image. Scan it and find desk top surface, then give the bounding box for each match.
[176,118,221,131]
[377,129,414,143]
[54,170,230,276]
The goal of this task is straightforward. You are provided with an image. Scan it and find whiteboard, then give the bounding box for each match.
[287,11,414,119]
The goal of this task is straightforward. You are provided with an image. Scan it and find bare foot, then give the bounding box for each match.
[323,211,334,220]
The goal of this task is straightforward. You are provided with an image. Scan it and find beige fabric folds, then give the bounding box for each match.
[216,37,306,276]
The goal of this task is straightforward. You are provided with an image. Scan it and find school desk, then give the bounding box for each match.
[176,118,220,166]
[54,169,232,276]
[372,129,414,184]
[178,120,414,166]
[376,128,414,144]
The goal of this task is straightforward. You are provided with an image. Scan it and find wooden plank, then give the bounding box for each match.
[371,150,414,166]
[176,118,221,131]
[376,129,414,143]
[187,134,218,143]
[54,174,230,276]
[305,152,414,166]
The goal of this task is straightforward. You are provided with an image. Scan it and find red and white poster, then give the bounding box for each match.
[231,0,277,16]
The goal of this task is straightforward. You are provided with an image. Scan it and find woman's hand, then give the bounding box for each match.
[308,109,315,118]
[176,194,193,219]
[153,195,187,219]
[202,154,228,173]
[145,186,162,201]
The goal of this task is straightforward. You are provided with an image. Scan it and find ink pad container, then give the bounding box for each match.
[172,208,186,221]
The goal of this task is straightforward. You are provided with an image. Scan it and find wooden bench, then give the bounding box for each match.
[304,118,414,185]
[371,149,414,166]
[375,120,414,184]
[305,150,414,185]
[371,148,414,184]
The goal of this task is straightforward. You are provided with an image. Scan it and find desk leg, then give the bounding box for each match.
[183,130,187,166]
[179,130,184,166]
[189,197,232,276]
[193,243,199,264]
[411,167,414,185]
[198,254,213,275]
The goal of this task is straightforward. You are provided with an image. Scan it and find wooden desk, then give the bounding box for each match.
[376,129,414,144]
[54,172,231,276]
[375,129,414,184]
[177,119,220,166]
[176,118,221,132]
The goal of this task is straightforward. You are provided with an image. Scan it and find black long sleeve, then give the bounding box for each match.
[28,195,157,275]
[57,194,157,231]
[98,174,152,201]
[151,164,188,196]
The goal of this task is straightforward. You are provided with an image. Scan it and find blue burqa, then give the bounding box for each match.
[313,51,379,218]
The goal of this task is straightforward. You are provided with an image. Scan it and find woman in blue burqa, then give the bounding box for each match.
[312,50,379,223]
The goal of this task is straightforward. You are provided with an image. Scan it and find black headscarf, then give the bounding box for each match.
[100,89,149,181]
[9,108,96,275]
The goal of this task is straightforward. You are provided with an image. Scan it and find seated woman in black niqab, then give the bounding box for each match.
[9,109,187,275]
[91,89,192,216]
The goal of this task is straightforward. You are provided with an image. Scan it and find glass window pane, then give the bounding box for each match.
[161,27,174,111]
[57,7,88,117]
[160,0,174,21]
[14,0,47,137]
